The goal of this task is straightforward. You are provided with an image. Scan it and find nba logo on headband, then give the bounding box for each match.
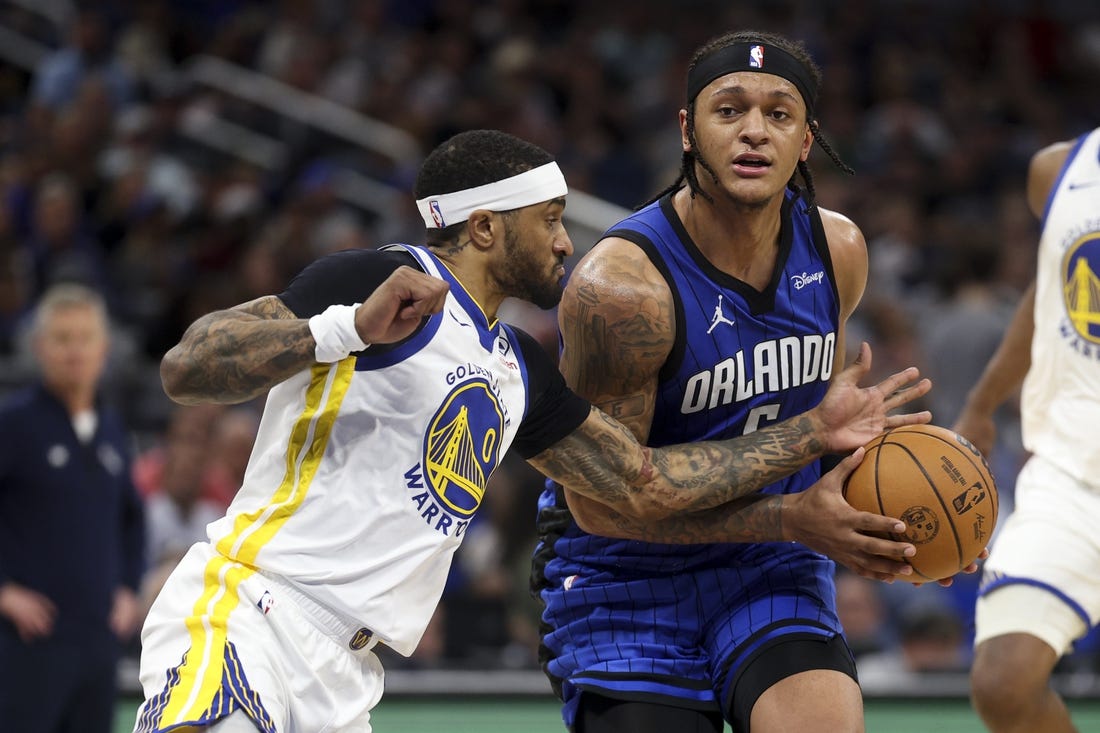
[429,200,444,227]
[750,45,764,68]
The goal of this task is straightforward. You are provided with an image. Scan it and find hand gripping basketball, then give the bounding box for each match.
[843,424,999,583]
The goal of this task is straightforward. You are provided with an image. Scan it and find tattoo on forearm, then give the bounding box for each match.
[161,296,316,404]
[648,414,824,512]
[600,494,785,544]
[534,411,823,521]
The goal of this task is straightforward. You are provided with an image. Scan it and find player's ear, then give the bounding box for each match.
[800,122,813,162]
[466,209,497,250]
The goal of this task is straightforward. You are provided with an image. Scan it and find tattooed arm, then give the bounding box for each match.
[528,352,927,522]
[542,236,930,526]
[160,265,449,405]
[529,405,831,519]
[554,449,916,582]
[160,296,312,405]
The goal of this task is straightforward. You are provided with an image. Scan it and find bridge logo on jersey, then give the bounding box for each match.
[422,377,504,518]
[1062,233,1100,345]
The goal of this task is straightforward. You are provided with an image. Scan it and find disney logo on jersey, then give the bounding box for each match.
[405,376,504,538]
[1061,232,1100,346]
[681,332,836,414]
[791,270,825,290]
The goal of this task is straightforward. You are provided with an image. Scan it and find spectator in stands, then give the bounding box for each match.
[29,7,134,117]
[856,604,968,694]
[205,406,260,504]
[836,569,897,660]
[138,411,225,626]
[0,282,145,733]
[23,172,111,303]
[143,415,223,570]
[132,403,241,509]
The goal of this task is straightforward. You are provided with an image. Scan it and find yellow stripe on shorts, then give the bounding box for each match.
[157,359,355,727]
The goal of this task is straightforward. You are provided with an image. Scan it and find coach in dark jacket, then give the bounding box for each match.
[0,283,145,733]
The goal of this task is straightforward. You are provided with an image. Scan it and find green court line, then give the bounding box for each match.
[115,696,1100,732]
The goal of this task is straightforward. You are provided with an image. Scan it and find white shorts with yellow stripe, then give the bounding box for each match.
[134,541,384,733]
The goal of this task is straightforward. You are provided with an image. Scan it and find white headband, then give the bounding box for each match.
[415,162,568,229]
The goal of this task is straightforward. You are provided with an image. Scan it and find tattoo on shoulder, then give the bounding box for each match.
[561,279,673,400]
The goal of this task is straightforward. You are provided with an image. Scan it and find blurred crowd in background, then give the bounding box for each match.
[2,0,1100,686]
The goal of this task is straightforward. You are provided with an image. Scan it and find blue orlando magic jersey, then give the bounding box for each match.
[638,191,839,457]
[536,189,839,576]
[534,190,846,725]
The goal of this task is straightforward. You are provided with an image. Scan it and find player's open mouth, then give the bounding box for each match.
[732,154,770,176]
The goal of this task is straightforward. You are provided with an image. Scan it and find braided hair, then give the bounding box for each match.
[644,30,852,210]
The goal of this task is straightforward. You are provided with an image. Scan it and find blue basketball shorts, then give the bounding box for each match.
[538,543,844,728]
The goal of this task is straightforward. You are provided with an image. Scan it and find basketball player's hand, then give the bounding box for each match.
[813,342,932,453]
[0,582,57,641]
[354,266,450,345]
[784,448,918,582]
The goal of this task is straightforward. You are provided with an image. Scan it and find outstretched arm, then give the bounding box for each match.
[161,266,449,405]
[528,350,929,523]
[562,449,915,582]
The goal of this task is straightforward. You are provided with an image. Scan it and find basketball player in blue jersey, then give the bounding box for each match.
[133,130,929,733]
[957,128,1100,733]
[533,31,969,733]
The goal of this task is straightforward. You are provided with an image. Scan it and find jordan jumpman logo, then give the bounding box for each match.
[707,294,735,334]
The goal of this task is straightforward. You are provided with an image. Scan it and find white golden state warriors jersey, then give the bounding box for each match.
[1022,127,1100,484]
[204,245,585,655]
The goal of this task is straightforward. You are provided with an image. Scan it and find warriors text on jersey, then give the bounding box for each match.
[1023,127,1100,483]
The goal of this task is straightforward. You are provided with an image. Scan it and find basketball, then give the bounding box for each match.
[842,424,999,583]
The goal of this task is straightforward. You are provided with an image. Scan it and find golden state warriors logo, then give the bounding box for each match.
[423,377,504,517]
[1063,233,1100,344]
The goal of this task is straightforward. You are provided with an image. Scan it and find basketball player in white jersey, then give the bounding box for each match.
[134,130,931,733]
[956,127,1100,733]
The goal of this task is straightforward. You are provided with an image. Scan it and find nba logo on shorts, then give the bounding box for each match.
[429,200,444,227]
[256,590,275,615]
[749,45,764,68]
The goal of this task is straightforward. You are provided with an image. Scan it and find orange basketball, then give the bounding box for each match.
[842,424,999,583]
